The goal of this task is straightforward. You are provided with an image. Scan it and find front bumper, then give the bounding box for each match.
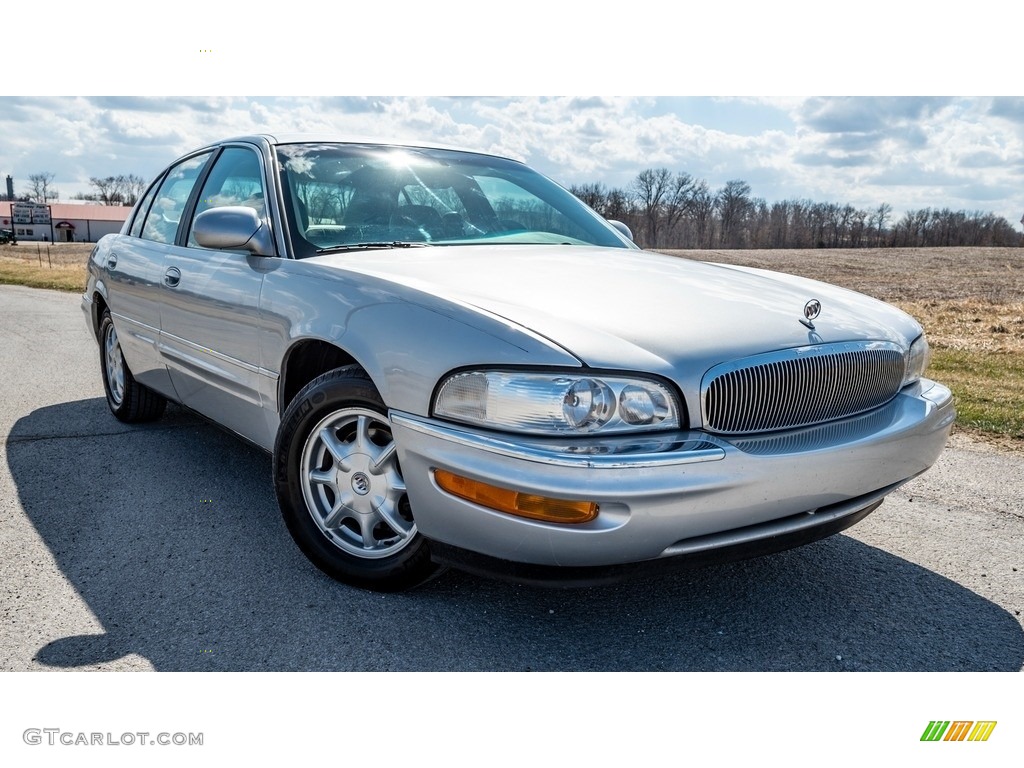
[390,379,955,577]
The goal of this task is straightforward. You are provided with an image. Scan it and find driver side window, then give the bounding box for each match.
[187,146,267,248]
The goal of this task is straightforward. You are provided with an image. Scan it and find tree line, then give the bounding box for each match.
[570,168,1022,249]
[10,172,147,206]
[12,166,1022,248]
[73,174,148,206]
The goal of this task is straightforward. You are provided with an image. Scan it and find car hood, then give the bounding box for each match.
[311,244,920,399]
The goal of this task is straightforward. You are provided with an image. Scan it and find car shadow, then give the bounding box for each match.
[8,398,1023,671]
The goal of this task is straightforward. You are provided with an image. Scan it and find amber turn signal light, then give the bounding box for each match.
[433,470,598,524]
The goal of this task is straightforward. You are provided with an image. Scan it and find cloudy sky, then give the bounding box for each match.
[3,96,1023,227]
[6,2,1022,228]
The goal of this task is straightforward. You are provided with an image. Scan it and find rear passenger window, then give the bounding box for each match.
[129,179,161,238]
[139,152,213,244]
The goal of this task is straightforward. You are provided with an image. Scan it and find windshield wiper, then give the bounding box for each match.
[316,242,432,254]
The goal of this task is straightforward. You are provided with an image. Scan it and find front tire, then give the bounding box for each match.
[99,309,167,423]
[274,366,439,591]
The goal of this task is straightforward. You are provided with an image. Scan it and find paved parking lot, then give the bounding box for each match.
[1,284,1022,671]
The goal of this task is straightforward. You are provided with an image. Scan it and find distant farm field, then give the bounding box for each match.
[663,247,1024,445]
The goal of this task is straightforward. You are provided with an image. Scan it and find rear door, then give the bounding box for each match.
[104,152,213,395]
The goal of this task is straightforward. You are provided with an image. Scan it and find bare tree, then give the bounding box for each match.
[768,201,790,247]
[874,203,892,247]
[124,174,147,205]
[825,204,842,247]
[661,172,697,245]
[88,176,122,205]
[689,181,714,248]
[630,168,671,247]
[603,187,634,231]
[569,182,609,216]
[24,172,59,203]
[716,180,751,248]
[849,209,868,247]
[746,198,770,247]
[630,168,697,248]
[86,174,149,206]
[789,200,812,247]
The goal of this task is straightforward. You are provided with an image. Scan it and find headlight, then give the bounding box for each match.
[903,334,931,387]
[433,370,681,435]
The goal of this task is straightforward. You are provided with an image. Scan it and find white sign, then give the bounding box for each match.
[12,203,33,224]
[12,202,51,225]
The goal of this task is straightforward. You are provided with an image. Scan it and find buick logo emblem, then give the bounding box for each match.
[800,299,821,329]
[351,472,371,496]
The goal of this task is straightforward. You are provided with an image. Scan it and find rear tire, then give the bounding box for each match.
[99,309,167,423]
[273,365,440,591]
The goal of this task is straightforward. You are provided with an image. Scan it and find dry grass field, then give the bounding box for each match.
[2,243,1021,444]
[0,241,95,265]
[0,242,94,292]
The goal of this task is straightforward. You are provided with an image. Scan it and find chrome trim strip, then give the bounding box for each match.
[110,311,159,347]
[660,478,908,557]
[158,342,263,406]
[113,313,279,379]
[159,329,260,374]
[110,311,158,335]
[390,412,725,468]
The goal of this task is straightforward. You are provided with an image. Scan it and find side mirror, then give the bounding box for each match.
[607,219,633,242]
[193,206,274,256]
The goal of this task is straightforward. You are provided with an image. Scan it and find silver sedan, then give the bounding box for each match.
[82,134,955,591]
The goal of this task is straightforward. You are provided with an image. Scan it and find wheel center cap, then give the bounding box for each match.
[351,472,371,496]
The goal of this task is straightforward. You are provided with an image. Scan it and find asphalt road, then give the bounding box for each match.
[1,284,1022,671]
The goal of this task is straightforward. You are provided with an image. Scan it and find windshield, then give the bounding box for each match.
[275,143,633,258]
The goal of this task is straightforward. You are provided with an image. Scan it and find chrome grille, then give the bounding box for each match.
[702,342,906,435]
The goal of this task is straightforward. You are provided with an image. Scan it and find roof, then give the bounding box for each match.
[0,201,131,222]
[205,133,522,163]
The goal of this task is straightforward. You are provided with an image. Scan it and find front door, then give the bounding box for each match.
[157,144,277,447]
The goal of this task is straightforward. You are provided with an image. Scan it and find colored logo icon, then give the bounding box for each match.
[921,721,997,742]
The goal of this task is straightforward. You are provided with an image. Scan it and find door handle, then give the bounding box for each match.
[164,266,181,288]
